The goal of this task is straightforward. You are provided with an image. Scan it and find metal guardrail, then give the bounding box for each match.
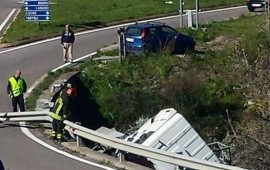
[0,111,246,170]
[64,120,246,170]
[0,111,52,122]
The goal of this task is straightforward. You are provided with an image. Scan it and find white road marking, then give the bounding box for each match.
[0,8,16,33]
[26,73,48,93]
[0,6,247,55]
[19,122,116,170]
[50,52,97,73]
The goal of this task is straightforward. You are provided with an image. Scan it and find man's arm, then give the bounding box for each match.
[23,79,27,93]
[7,80,11,95]
[61,32,64,45]
[71,31,75,43]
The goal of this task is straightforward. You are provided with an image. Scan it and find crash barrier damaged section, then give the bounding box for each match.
[0,110,246,170]
[0,52,246,170]
[0,111,52,122]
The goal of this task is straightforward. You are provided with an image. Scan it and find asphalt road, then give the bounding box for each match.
[0,0,20,30]
[0,5,249,170]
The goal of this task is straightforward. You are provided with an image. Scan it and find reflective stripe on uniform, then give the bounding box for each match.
[9,77,23,97]
[57,133,62,139]
[51,130,56,137]
[50,112,63,120]
[50,97,64,120]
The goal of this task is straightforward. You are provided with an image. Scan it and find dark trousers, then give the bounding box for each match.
[12,94,25,112]
[52,118,63,140]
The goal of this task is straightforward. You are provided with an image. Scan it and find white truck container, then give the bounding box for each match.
[124,108,221,169]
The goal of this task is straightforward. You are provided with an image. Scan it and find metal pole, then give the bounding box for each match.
[76,122,82,147]
[265,0,267,13]
[268,1,270,31]
[119,151,125,162]
[196,0,199,29]
[122,30,126,58]
[180,0,183,27]
[118,28,122,63]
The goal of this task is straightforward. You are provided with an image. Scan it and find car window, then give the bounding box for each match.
[126,27,141,36]
[149,28,157,35]
[161,26,177,36]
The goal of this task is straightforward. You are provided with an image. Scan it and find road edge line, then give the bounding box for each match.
[19,122,115,170]
[0,8,16,33]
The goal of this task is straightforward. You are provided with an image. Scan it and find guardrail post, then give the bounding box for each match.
[119,150,125,163]
[187,10,193,28]
[75,122,82,147]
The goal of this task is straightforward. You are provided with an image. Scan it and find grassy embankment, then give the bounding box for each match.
[1,0,244,43]
[83,13,268,135]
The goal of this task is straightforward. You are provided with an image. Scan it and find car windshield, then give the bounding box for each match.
[126,27,141,36]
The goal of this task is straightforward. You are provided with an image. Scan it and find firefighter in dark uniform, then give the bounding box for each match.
[50,90,69,143]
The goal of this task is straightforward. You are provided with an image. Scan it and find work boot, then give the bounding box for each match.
[57,139,61,144]
[49,136,57,141]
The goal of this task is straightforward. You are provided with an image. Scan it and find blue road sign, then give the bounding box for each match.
[25,16,50,21]
[25,6,49,11]
[25,11,49,15]
[24,0,49,1]
[24,0,50,21]
[24,1,49,6]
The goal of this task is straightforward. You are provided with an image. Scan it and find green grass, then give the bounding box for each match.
[2,0,244,43]
[180,14,267,47]
[25,67,72,110]
[77,13,269,132]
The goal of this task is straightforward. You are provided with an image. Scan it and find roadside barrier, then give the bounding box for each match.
[0,110,246,170]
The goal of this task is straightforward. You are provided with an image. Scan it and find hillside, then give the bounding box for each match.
[78,14,270,169]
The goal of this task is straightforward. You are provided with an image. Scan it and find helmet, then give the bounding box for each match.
[67,83,72,88]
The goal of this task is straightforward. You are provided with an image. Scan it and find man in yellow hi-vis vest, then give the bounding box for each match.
[7,70,27,112]
[50,90,70,143]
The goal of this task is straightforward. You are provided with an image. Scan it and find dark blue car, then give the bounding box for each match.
[247,0,268,12]
[124,21,196,54]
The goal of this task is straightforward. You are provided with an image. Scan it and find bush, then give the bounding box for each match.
[79,50,246,139]
[79,54,178,130]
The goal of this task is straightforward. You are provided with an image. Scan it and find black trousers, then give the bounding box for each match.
[12,94,25,112]
[52,118,63,140]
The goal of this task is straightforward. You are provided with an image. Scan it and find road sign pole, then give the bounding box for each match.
[179,0,183,27]
[195,0,199,29]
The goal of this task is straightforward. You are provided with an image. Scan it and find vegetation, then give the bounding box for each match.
[78,13,270,169]
[25,68,72,110]
[1,0,244,43]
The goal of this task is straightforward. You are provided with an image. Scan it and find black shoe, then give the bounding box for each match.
[50,136,57,141]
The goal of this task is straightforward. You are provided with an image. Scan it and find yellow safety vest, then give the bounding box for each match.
[50,97,64,121]
[9,77,24,97]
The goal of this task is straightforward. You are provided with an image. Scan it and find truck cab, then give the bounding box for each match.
[124,108,227,169]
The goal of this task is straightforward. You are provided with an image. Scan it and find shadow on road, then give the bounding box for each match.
[2,122,37,129]
[0,160,5,170]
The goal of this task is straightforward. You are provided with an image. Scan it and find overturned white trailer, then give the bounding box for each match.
[124,108,228,169]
